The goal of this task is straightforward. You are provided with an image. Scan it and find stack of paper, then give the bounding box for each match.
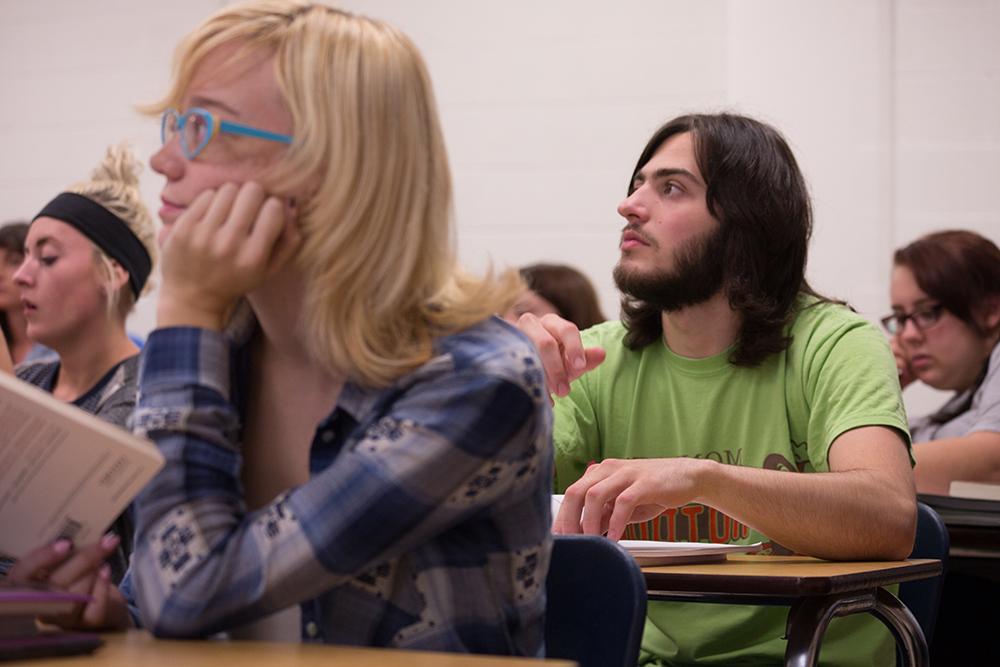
[0,583,103,659]
[618,540,763,566]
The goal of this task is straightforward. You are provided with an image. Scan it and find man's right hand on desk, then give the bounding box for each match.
[516,313,606,398]
[553,457,711,541]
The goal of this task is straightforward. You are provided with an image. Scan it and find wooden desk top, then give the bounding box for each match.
[6,630,577,667]
[643,555,942,597]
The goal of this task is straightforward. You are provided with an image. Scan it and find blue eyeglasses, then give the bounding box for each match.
[161,107,293,160]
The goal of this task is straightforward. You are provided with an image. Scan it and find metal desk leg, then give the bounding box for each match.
[783,592,875,667]
[870,587,930,667]
[783,588,929,667]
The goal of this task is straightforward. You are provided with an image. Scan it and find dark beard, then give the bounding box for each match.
[613,225,726,312]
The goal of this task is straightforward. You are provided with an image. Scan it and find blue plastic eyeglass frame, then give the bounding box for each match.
[161,107,293,159]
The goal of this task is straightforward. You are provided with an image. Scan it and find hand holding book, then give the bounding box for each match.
[0,371,159,633]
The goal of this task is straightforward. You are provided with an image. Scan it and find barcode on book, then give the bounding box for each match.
[57,519,83,543]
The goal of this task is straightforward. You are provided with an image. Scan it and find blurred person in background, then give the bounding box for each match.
[504,263,606,330]
[885,227,1000,667]
[886,229,1000,495]
[0,222,53,365]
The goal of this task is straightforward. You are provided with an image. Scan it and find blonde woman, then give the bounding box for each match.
[15,0,552,652]
[4,145,156,586]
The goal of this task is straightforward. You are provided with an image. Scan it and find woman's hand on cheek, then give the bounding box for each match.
[156,181,302,330]
[889,336,916,389]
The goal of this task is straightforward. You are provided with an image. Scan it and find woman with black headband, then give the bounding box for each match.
[6,144,156,584]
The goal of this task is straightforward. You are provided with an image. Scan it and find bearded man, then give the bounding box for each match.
[518,113,916,666]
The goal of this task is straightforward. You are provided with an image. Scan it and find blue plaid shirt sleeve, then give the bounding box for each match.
[129,324,551,649]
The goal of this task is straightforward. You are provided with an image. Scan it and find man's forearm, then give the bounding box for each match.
[697,461,915,560]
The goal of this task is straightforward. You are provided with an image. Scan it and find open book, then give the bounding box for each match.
[0,371,164,561]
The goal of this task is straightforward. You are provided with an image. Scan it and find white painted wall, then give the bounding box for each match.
[3,0,998,417]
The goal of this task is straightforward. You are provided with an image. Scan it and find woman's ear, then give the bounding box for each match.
[982,295,1000,332]
[106,259,131,294]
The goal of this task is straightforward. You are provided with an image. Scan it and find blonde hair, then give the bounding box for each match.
[68,144,157,319]
[149,0,519,386]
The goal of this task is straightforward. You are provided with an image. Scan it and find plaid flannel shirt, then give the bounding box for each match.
[126,313,552,655]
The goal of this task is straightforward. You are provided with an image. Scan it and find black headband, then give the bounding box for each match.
[33,192,151,298]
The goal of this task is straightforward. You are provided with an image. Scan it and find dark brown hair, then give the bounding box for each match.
[893,230,1000,337]
[521,263,607,330]
[621,113,830,366]
[0,222,29,345]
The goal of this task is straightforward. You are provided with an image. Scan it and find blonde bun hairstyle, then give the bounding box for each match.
[68,144,157,318]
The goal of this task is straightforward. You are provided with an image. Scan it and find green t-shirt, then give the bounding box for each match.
[553,298,910,667]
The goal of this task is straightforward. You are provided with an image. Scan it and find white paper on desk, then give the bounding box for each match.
[619,540,763,566]
[0,372,164,560]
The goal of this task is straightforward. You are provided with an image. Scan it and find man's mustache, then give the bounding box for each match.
[620,223,657,248]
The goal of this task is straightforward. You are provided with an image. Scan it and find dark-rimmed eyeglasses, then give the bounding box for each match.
[160,107,293,160]
[880,303,945,335]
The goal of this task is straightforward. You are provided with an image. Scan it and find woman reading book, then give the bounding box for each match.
[11,0,552,652]
[4,145,156,588]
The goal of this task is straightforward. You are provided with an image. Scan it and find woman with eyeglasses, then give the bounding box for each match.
[3,145,157,590]
[10,0,551,651]
[884,229,1000,495]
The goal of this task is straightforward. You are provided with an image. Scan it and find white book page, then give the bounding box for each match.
[0,372,164,559]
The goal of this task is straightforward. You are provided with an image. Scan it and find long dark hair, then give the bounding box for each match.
[893,230,1000,337]
[621,113,830,366]
[0,222,28,346]
[521,263,606,330]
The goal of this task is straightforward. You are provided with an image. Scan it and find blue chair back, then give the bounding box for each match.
[899,501,949,644]
[545,535,647,667]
